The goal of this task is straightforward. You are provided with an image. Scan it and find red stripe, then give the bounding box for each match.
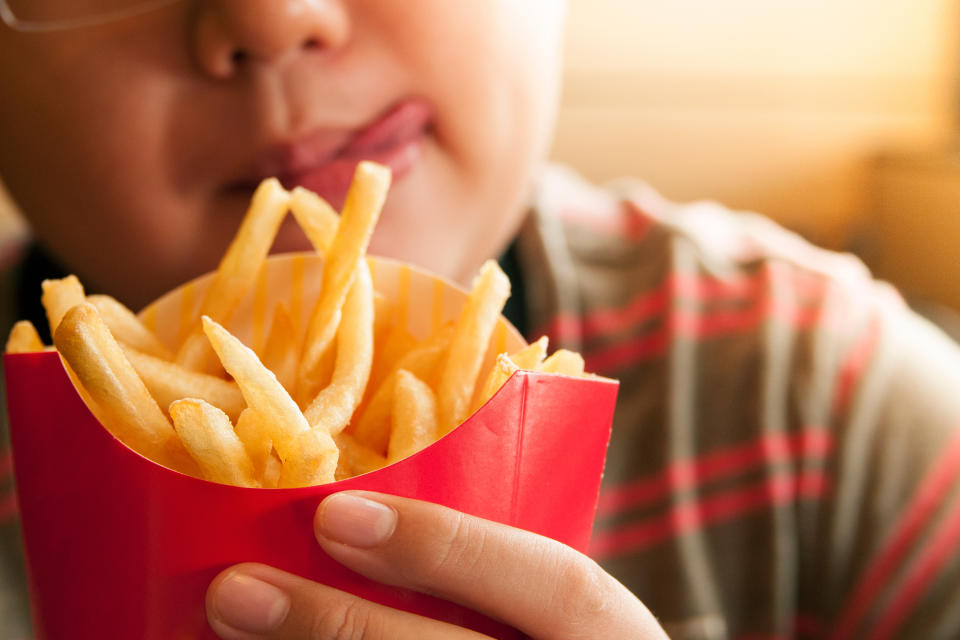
[0,450,12,479]
[794,613,823,638]
[590,469,830,559]
[0,491,18,524]
[598,429,833,517]
[865,489,960,640]
[583,290,829,373]
[537,263,828,344]
[828,427,960,640]
[831,314,881,414]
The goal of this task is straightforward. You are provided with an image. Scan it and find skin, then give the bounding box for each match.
[1,1,667,636]
[206,491,669,639]
[0,0,563,307]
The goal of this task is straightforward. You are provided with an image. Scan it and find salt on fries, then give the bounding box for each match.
[7,161,593,488]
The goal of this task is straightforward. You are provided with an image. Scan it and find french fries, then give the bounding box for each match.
[388,370,437,464]
[52,303,198,476]
[297,162,390,401]
[435,260,511,435]
[170,399,258,487]
[303,259,374,435]
[5,320,44,354]
[6,162,596,488]
[87,294,173,360]
[176,178,290,374]
[41,275,85,336]
[201,315,337,487]
[122,346,246,423]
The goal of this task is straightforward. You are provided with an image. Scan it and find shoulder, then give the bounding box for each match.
[522,164,899,378]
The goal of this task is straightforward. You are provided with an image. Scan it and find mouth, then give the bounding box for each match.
[228,99,433,209]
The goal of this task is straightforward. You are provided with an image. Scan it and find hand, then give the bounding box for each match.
[206,491,668,639]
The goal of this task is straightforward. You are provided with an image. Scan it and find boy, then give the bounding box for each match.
[2,2,960,638]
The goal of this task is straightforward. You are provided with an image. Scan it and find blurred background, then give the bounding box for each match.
[550,0,960,320]
[1,0,959,315]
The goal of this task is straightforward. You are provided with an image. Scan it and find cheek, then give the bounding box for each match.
[366,1,559,277]
[0,26,235,304]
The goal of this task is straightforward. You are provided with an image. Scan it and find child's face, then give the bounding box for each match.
[0,1,565,307]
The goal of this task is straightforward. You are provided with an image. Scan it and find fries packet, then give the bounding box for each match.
[4,254,618,640]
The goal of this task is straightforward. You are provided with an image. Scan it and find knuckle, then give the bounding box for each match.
[423,511,489,582]
[548,552,615,637]
[308,596,374,640]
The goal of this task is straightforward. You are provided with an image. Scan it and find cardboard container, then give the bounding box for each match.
[4,254,618,639]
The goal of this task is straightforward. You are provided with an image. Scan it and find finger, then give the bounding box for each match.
[313,492,668,640]
[206,562,490,640]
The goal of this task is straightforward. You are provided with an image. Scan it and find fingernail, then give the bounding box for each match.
[317,492,397,548]
[211,571,290,634]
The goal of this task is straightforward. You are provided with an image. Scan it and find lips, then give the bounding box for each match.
[238,99,433,209]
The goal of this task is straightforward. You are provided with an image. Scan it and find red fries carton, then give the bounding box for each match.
[4,255,617,640]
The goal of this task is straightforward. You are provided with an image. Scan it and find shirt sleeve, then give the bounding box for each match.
[814,287,960,640]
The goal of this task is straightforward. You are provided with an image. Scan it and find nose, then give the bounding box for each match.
[192,0,350,78]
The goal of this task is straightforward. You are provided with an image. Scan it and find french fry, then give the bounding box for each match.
[53,303,198,475]
[263,450,282,488]
[297,162,390,399]
[169,399,258,487]
[5,320,44,354]
[509,335,548,370]
[122,346,245,423]
[388,370,438,464]
[435,260,511,435]
[289,186,339,253]
[303,260,374,435]
[17,161,600,489]
[538,349,585,376]
[367,323,417,398]
[259,304,299,394]
[334,432,387,480]
[87,294,172,360]
[468,337,548,412]
[201,315,337,487]
[472,353,520,414]
[234,408,273,485]
[351,323,454,454]
[41,275,85,336]
[176,178,290,374]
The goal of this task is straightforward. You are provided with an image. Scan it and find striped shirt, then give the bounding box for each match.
[517,166,960,639]
[3,165,960,638]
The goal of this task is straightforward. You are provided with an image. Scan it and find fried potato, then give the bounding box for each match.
[41,275,85,337]
[5,320,44,354]
[169,398,258,487]
[289,186,340,253]
[233,408,273,485]
[297,162,390,399]
[201,315,337,486]
[177,178,290,373]
[435,260,511,435]
[509,335,548,370]
[53,303,198,475]
[122,345,245,423]
[259,304,299,394]
[538,349,586,376]
[303,260,374,435]
[87,294,172,360]
[334,432,387,480]
[472,353,520,414]
[388,370,438,464]
[351,323,454,455]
